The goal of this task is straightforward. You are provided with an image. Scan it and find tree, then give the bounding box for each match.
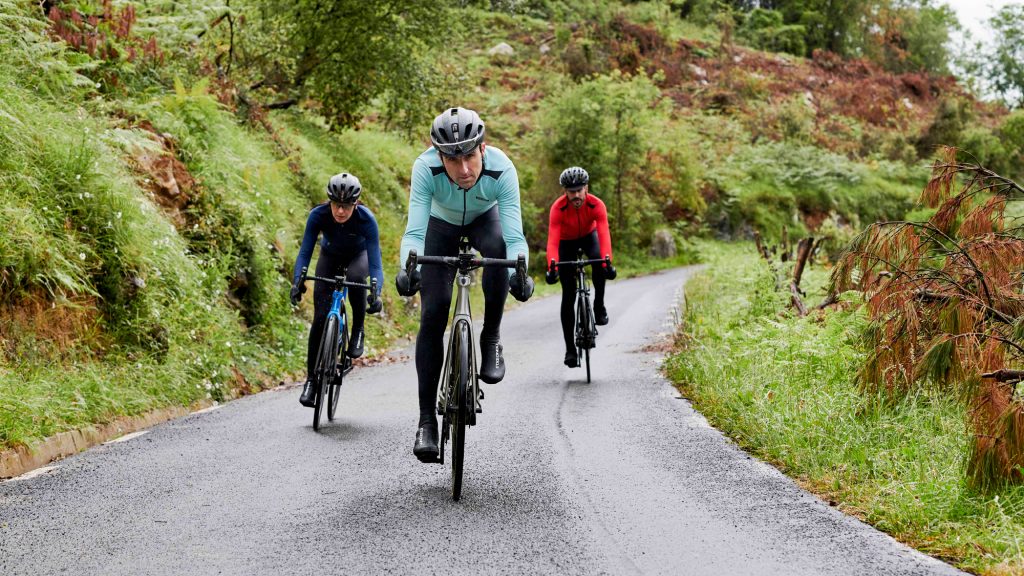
[869,0,958,75]
[831,147,1024,491]
[977,4,1024,109]
[240,0,444,128]
[540,71,701,252]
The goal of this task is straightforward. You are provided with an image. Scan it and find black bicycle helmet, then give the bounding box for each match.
[326,172,361,203]
[430,107,486,158]
[559,166,589,191]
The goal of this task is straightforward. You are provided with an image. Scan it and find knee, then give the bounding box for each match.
[478,238,507,259]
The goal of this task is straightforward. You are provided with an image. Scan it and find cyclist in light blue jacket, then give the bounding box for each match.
[395,107,534,463]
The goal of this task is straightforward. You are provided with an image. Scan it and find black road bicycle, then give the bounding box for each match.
[405,240,526,501]
[300,266,376,432]
[553,254,609,383]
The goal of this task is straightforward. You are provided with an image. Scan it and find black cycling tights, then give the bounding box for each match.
[417,207,508,419]
[306,248,368,378]
[557,230,606,354]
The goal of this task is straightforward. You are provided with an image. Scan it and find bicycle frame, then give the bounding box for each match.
[448,268,479,421]
[327,285,349,337]
[299,266,376,377]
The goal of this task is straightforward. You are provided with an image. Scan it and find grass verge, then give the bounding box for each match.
[666,241,1024,575]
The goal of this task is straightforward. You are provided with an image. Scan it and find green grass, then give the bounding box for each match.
[667,241,1024,575]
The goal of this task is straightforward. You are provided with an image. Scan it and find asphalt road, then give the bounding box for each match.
[0,267,964,575]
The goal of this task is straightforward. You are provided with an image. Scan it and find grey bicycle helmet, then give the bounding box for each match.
[430,107,486,158]
[326,172,361,203]
[559,166,589,190]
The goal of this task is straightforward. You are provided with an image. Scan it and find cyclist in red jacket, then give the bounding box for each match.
[544,167,617,368]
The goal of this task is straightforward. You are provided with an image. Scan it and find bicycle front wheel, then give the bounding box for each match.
[328,313,347,421]
[451,320,470,501]
[581,294,594,383]
[313,316,338,431]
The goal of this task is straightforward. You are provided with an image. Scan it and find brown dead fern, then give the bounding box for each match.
[830,146,1024,491]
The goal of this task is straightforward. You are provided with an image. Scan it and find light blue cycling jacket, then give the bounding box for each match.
[399,145,529,277]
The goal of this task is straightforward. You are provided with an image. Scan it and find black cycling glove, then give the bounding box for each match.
[545,260,559,285]
[396,267,421,297]
[289,282,306,306]
[605,264,617,281]
[509,273,534,302]
[367,287,383,314]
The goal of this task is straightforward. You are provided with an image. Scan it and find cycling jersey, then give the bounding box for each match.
[545,194,613,266]
[400,145,529,276]
[293,203,384,289]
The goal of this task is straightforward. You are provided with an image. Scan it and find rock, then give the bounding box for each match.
[487,42,515,56]
[650,230,676,259]
[539,44,551,55]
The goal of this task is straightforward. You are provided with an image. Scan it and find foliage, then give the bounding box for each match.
[997,110,1024,182]
[725,0,956,75]
[736,8,805,56]
[969,4,1024,109]
[238,0,445,129]
[831,148,1024,490]
[0,24,305,449]
[538,70,702,253]
[915,97,969,160]
[45,0,167,92]
[867,0,957,75]
[705,141,919,239]
[669,241,1024,574]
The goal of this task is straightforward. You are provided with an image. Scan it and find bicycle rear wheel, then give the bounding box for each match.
[328,312,347,421]
[313,316,338,431]
[451,320,470,501]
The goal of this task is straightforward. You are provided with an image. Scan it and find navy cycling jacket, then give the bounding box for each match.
[292,203,385,290]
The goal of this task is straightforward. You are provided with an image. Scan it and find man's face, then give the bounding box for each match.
[330,201,356,223]
[440,143,486,190]
[564,184,588,208]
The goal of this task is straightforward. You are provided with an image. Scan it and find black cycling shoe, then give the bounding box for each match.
[347,328,364,359]
[594,304,609,326]
[478,337,505,384]
[413,418,439,463]
[564,350,579,368]
[298,380,316,408]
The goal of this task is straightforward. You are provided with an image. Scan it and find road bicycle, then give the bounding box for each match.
[300,266,377,432]
[405,240,525,501]
[553,254,609,383]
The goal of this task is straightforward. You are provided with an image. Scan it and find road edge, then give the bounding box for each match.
[0,399,215,479]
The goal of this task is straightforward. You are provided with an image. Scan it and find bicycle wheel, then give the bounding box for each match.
[451,320,470,501]
[574,290,587,369]
[582,296,593,383]
[313,316,337,431]
[328,313,347,421]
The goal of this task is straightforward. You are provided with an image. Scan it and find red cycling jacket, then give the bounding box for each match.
[546,194,613,268]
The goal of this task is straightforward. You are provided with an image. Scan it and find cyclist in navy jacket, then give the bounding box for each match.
[291,173,384,408]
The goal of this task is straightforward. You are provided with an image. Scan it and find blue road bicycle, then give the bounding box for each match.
[300,266,377,431]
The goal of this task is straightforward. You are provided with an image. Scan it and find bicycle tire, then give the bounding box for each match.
[582,295,593,382]
[328,312,347,421]
[313,316,337,431]
[451,320,470,501]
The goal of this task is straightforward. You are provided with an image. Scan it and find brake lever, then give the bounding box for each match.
[405,249,418,277]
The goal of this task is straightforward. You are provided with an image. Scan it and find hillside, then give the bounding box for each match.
[0,0,1014,458]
